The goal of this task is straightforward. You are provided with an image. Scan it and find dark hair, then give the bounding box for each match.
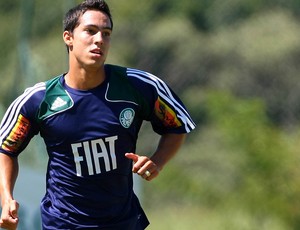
[63,0,113,33]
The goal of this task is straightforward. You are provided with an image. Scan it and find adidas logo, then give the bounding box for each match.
[51,97,67,110]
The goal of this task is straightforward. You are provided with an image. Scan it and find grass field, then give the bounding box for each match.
[146,205,201,230]
[146,204,289,230]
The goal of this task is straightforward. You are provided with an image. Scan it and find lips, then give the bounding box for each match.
[90,48,103,56]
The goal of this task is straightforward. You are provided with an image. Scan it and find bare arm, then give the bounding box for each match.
[0,153,19,230]
[125,133,186,181]
[150,133,186,170]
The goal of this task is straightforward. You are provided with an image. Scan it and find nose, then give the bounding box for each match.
[95,31,103,45]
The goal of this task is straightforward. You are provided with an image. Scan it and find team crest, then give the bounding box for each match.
[119,108,135,128]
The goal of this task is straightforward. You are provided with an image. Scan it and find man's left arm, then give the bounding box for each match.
[125,133,186,181]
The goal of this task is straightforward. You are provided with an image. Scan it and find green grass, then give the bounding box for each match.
[146,204,290,230]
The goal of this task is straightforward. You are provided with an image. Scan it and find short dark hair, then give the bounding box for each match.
[63,0,113,33]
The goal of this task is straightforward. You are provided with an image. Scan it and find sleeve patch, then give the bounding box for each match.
[1,114,30,153]
[154,97,182,128]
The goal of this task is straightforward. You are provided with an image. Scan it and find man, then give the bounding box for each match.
[0,0,195,229]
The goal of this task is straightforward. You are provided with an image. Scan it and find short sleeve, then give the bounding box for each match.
[126,68,196,135]
[0,83,45,156]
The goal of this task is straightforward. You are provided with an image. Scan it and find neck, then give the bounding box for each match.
[65,65,106,90]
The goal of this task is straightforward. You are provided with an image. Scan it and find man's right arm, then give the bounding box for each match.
[0,153,19,230]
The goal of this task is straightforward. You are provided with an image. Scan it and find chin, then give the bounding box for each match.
[85,61,105,69]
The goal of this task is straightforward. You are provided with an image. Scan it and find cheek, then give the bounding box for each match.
[105,37,111,44]
[104,39,111,50]
[73,40,90,53]
[75,34,92,46]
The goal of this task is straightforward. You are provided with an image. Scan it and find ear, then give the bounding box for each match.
[63,31,73,48]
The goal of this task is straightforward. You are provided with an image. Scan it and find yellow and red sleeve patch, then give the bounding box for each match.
[2,114,30,153]
[154,97,182,128]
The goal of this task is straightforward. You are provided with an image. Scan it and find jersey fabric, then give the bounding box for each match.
[0,64,196,229]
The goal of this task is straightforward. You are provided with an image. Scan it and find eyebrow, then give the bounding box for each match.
[84,24,112,31]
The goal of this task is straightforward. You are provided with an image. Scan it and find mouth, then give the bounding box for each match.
[90,49,103,56]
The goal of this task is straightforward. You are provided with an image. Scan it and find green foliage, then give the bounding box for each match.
[0,1,19,14]
[194,9,300,126]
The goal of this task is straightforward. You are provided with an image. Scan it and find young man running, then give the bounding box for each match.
[0,0,195,229]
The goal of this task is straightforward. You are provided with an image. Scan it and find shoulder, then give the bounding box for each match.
[0,81,47,130]
[17,82,46,109]
[17,75,65,120]
[126,67,164,90]
[106,64,166,96]
[106,64,161,85]
[106,64,186,103]
[24,81,46,96]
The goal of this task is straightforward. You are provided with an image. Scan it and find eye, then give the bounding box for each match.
[85,28,97,35]
[102,31,111,37]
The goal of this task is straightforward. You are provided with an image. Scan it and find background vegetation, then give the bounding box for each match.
[1,0,300,229]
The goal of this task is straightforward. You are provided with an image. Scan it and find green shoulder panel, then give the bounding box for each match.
[37,76,74,122]
[106,65,152,119]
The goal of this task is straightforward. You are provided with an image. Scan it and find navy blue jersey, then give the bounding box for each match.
[0,65,196,229]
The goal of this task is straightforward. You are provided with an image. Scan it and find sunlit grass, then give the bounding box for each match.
[146,204,289,230]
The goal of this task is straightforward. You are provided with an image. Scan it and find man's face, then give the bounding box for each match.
[65,10,112,69]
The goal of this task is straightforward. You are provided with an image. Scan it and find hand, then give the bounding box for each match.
[0,199,19,230]
[125,153,160,181]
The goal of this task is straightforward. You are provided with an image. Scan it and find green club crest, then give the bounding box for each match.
[119,108,135,128]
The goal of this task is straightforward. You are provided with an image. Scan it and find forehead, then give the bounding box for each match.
[78,10,112,28]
